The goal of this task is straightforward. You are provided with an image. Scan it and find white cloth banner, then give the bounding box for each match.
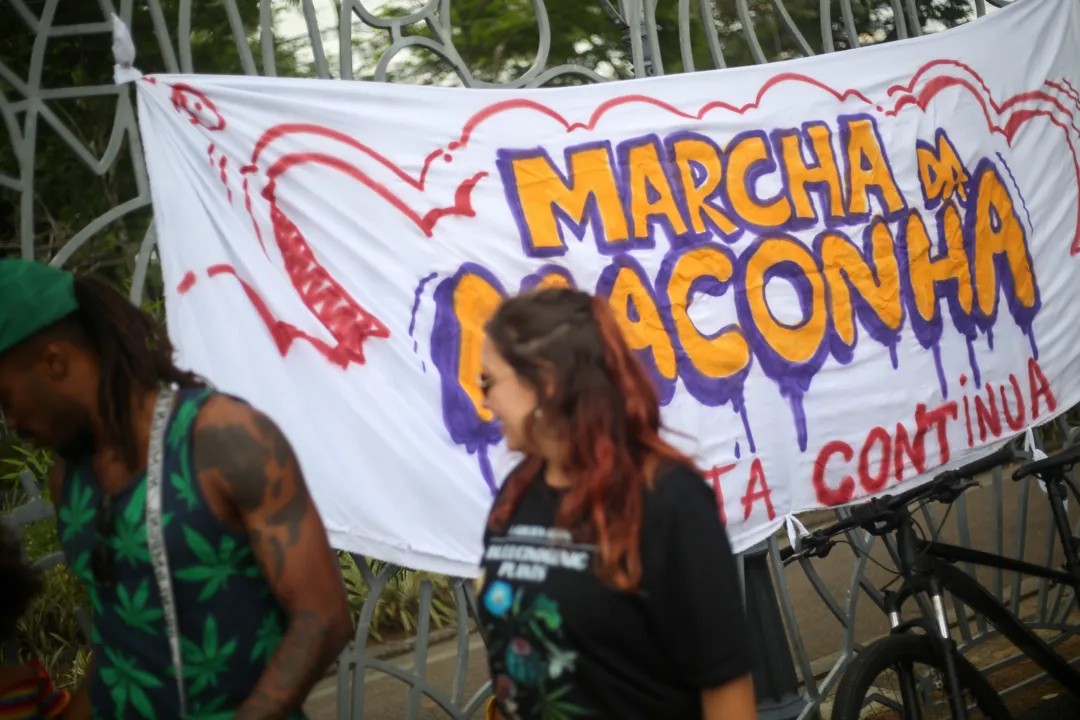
[137,0,1080,577]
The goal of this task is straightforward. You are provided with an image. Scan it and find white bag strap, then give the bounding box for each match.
[145,385,186,717]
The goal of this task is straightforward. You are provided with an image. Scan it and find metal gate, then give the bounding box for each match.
[2,1,1078,719]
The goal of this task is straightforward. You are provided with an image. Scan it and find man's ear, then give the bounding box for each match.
[36,341,71,383]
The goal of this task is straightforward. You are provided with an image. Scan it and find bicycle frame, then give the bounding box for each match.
[874,471,1080,718]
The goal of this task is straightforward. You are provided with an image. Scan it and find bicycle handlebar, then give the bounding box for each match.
[1012,442,1080,480]
[779,443,1017,563]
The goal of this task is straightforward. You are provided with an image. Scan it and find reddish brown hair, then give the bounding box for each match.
[485,287,693,591]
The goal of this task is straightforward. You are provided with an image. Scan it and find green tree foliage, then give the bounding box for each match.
[0,0,302,288]
[347,0,977,86]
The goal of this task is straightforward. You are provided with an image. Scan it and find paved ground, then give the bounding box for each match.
[305,471,1080,719]
[976,629,1080,720]
[305,636,491,720]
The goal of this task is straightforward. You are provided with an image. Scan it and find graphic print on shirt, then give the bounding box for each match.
[482,524,593,720]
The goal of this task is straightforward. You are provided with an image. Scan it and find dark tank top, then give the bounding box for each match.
[56,387,304,719]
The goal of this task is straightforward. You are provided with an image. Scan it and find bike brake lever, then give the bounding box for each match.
[936,479,981,504]
[816,540,836,559]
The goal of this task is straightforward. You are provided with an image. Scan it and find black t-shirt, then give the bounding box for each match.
[477,462,751,719]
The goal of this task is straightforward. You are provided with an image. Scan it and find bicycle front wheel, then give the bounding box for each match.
[832,634,1011,720]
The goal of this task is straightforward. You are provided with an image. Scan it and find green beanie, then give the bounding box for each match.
[0,259,79,356]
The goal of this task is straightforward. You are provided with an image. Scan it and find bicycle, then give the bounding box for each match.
[781,441,1080,719]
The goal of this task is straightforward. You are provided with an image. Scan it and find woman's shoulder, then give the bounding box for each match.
[648,460,713,507]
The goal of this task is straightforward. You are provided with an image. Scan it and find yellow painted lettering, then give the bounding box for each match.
[726,134,793,228]
[905,206,973,321]
[819,221,903,346]
[780,124,845,222]
[625,140,688,239]
[917,131,969,206]
[970,165,1036,316]
[507,146,628,254]
[744,238,828,364]
[844,117,905,217]
[605,266,677,381]
[670,136,739,236]
[530,272,572,291]
[665,246,751,378]
[454,273,504,421]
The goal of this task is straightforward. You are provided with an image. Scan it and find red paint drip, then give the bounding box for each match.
[176,271,197,295]
[218,154,231,203]
[242,177,266,255]
[269,204,389,367]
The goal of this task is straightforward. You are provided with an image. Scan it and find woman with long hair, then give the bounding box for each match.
[476,287,756,720]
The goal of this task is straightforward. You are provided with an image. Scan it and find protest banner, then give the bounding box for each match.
[135,0,1080,576]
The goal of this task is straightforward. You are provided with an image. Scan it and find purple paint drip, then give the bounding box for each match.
[477,444,498,496]
[733,394,756,453]
[986,328,994,351]
[1028,331,1039,361]
[996,152,1035,233]
[932,344,948,399]
[888,343,898,370]
[734,442,741,459]
[966,336,982,388]
[408,272,440,341]
[788,391,808,452]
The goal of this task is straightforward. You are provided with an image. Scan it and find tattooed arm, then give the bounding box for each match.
[193,397,352,720]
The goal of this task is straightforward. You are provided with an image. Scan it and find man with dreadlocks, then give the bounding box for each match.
[0,259,352,719]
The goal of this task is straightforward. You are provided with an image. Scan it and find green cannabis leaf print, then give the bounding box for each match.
[110,481,172,566]
[99,647,164,720]
[114,578,164,635]
[171,451,199,512]
[182,616,239,695]
[169,399,203,511]
[59,473,94,542]
[175,527,258,601]
[187,695,232,720]
[68,550,103,615]
[250,613,283,663]
[168,397,202,450]
[536,682,589,720]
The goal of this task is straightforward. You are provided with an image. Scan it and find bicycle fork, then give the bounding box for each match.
[926,576,970,720]
[885,590,927,720]
[893,525,970,720]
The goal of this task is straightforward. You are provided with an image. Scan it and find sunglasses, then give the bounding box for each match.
[91,495,117,588]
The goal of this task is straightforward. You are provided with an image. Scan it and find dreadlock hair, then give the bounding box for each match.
[44,274,202,471]
[0,522,43,642]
